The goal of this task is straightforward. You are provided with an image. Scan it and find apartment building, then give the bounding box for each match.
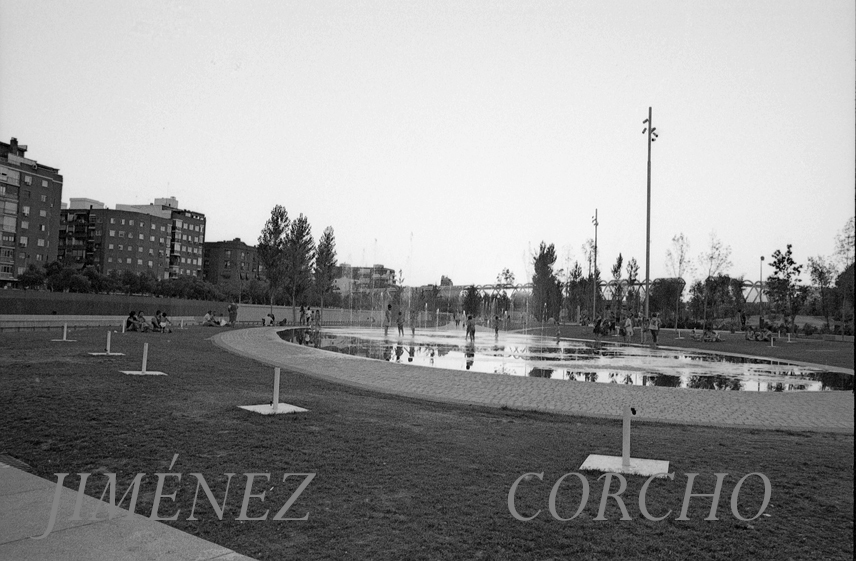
[58,198,173,278]
[0,138,63,284]
[203,238,262,291]
[116,197,206,279]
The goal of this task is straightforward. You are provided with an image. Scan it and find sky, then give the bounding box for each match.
[1,0,853,288]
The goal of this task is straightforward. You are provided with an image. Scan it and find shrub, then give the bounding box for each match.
[803,323,817,336]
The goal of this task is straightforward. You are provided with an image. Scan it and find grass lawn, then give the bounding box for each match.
[1,327,853,560]
[548,324,854,370]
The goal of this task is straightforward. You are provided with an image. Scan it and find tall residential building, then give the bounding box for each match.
[203,238,262,291]
[0,138,63,284]
[58,198,172,278]
[116,197,206,278]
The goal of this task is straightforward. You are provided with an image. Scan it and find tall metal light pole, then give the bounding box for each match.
[759,256,765,329]
[592,209,598,319]
[642,108,658,318]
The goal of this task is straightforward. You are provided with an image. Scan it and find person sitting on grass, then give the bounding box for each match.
[744,326,756,341]
[125,311,140,332]
[151,310,163,332]
[702,328,721,342]
[203,311,218,327]
[136,311,151,332]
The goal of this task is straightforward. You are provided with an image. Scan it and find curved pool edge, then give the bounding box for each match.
[212,327,855,434]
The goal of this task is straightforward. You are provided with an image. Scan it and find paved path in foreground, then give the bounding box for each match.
[214,328,854,433]
[0,463,254,561]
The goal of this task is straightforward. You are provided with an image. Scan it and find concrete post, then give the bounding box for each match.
[272,367,281,413]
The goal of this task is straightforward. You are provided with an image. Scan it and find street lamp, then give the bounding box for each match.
[642,107,657,319]
[592,209,598,320]
[759,256,765,329]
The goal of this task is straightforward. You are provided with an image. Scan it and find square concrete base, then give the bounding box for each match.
[120,370,167,376]
[238,403,308,415]
[579,454,671,478]
[89,352,125,356]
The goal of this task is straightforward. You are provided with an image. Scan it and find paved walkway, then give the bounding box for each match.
[214,327,854,433]
[0,462,255,561]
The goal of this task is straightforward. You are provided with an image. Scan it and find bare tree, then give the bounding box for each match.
[666,233,695,328]
[697,231,733,325]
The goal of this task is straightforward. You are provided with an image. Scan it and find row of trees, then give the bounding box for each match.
[518,217,854,333]
[17,261,231,301]
[256,205,338,322]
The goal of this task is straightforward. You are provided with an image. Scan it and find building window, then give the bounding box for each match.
[110,218,115,224]
[137,259,142,265]
[24,176,32,185]
[127,246,133,252]
[126,258,131,264]
[108,257,113,263]
[37,238,45,247]
[148,260,153,267]
[129,220,134,226]
[139,233,144,240]
[118,245,124,251]
[22,206,30,217]
[39,210,46,217]
[39,224,45,232]
[119,231,125,237]
[121,219,125,225]
[41,180,48,188]
[151,224,156,230]
[109,230,115,236]
[138,247,142,252]
[1,216,15,232]
[19,236,28,247]
[140,222,145,228]
[108,244,114,250]
[40,194,47,202]
[36,254,43,261]
[20,220,28,229]
[150,236,154,242]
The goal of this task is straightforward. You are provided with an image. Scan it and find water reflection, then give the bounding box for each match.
[292,329,853,392]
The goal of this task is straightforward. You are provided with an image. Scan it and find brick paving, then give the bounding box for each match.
[213,327,854,433]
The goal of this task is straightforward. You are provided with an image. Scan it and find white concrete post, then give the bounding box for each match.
[622,405,632,468]
[122,321,126,334]
[180,318,185,329]
[63,323,68,341]
[272,367,281,413]
[106,331,112,354]
[141,343,149,374]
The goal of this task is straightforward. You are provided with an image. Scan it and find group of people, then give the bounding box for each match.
[203,301,239,327]
[744,325,775,342]
[593,312,662,347]
[382,304,421,337]
[125,310,173,333]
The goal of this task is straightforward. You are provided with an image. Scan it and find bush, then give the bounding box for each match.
[803,323,817,336]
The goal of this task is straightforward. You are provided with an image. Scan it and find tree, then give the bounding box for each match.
[834,216,855,270]
[766,244,804,334]
[564,261,584,322]
[496,268,515,286]
[257,205,289,312]
[17,264,46,289]
[610,253,623,315]
[440,275,453,286]
[665,233,694,328]
[313,226,337,323]
[698,231,732,325]
[283,213,315,322]
[531,242,558,321]
[808,256,837,329]
[625,257,640,315]
[462,285,481,318]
